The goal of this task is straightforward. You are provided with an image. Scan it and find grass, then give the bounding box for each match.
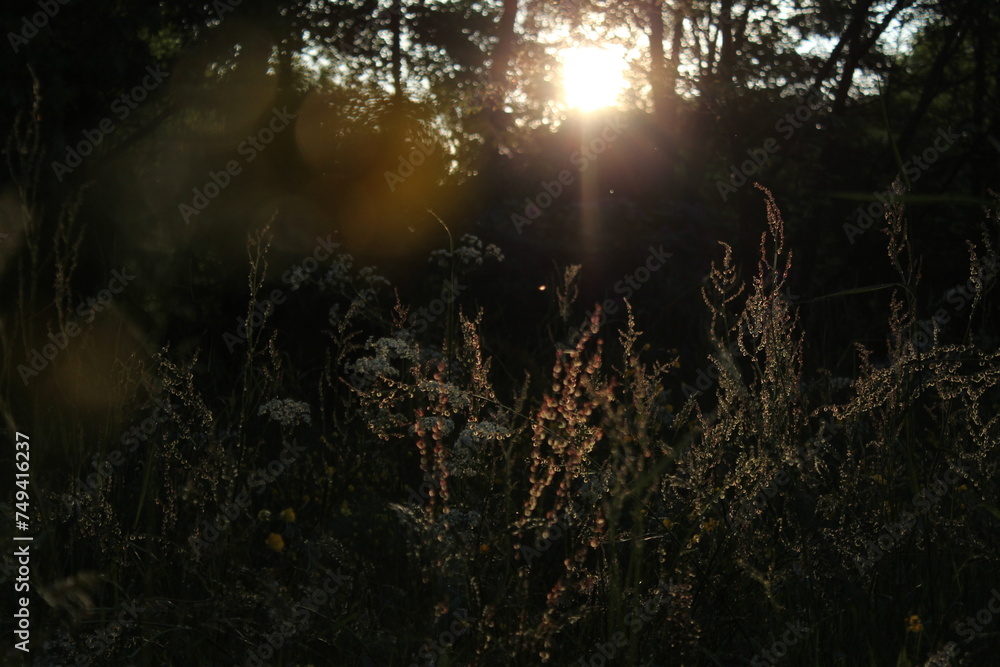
[2,176,1000,666]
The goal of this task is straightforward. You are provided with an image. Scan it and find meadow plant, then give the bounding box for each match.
[6,180,1000,665]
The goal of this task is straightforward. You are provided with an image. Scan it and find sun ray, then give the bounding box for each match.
[560,46,628,112]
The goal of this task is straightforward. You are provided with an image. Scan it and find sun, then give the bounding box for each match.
[560,46,628,112]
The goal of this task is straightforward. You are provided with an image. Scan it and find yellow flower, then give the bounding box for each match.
[905,615,923,633]
[957,484,968,492]
[661,518,673,529]
[280,508,296,523]
[479,544,491,554]
[701,518,719,533]
[266,533,285,553]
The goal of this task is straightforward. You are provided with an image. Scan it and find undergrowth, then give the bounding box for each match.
[2,183,1000,666]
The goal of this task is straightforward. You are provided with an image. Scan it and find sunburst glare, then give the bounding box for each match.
[560,46,628,112]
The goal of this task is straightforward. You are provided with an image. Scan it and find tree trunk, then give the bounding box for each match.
[894,15,968,161]
[484,0,518,154]
[647,0,668,117]
[390,0,404,105]
[717,0,735,85]
[667,0,684,97]
[832,0,915,113]
[812,0,876,94]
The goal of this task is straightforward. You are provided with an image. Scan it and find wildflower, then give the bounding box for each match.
[906,615,923,633]
[266,533,285,553]
[957,484,968,492]
[258,398,312,428]
[281,508,296,523]
[662,518,673,529]
[701,517,719,533]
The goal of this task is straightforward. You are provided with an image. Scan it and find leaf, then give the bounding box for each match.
[795,282,905,304]
[977,502,1000,521]
[828,192,991,206]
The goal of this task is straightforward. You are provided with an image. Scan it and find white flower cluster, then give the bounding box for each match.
[345,334,423,388]
[349,355,398,379]
[316,253,390,296]
[447,420,512,478]
[369,335,420,361]
[257,398,312,428]
[428,234,504,270]
[318,253,356,290]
